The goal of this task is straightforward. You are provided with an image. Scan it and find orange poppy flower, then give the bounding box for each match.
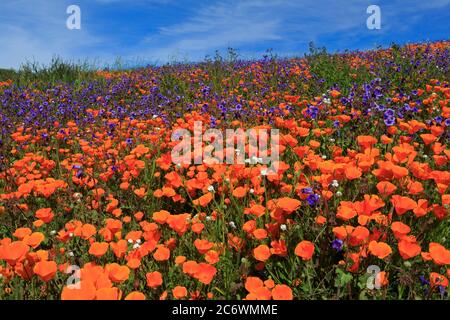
[194,239,214,254]
[127,258,141,269]
[191,222,204,234]
[0,241,29,266]
[377,271,389,287]
[390,195,417,215]
[336,202,357,221]
[33,260,57,282]
[23,232,45,248]
[429,243,450,265]
[194,263,217,285]
[349,226,369,246]
[253,245,271,262]
[398,240,421,260]
[125,291,146,300]
[96,287,122,300]
[175,255,187,265]
[89,242,109,257]
[368,241,392,259]
[110,240,128,259]
[376,181,397,196]
[272,197,301,213]
[35,208,54,223]
[81,224,97,240]
[153,246,170,261]
[271,284,293,300]
[247,286,272,300]
[13,227,32,240]
[183,260,200,276]
[245,277,264,293]
[430,272,448,287]
[152,210,170,224]
[247,204,266,217]
[294,241,315,261]
[205,250,220,264]
[413,199,429,217]
[106,263,130,283]
[253,228,268,240]
[391,221,411,239]
[192,193,213,207]
[420,133,437,145]
[172,286,188,299]
[61,281,96,300]
[146,271,163,288]
[345,165,362,180]
[356,135,377,149]
[134,188,146,198]
[232,186,247,198]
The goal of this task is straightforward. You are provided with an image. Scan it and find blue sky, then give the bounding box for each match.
[0,0,449,69]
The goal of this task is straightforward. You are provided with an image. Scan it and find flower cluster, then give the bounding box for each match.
[0,41,449,300]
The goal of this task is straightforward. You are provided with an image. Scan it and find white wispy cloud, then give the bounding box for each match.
[132,0,370,62]
[0,0,105,69]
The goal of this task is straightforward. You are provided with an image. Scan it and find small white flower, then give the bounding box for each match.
[50,230,57,235]
[69,233,74,238]
[336,191,343,197]
[331,180,339,188]
[235,149,241,156]
[249,188,255,194]
[322,155,327,159]
[229,221,236,229]
[176,163,182,168]
[422,154,428,159]
[152,114,159,119]
[206,216,212,222]
[132,243,140,249]
[329,138,335,143]
[207,185,215,193]
[128,239,133,244]
[73,192,82,201]
[260,169,268,176]
[136,239,141,244]
[225,178,230,183]
[68,251,74,257]
[280,224,287,231]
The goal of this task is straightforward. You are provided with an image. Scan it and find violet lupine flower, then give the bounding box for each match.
[419,276,430,286]
[306,194,320,207]
[301,187,313,194]
[331,239,343,252]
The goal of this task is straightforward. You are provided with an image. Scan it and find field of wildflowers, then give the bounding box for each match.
[0,41,449,300]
